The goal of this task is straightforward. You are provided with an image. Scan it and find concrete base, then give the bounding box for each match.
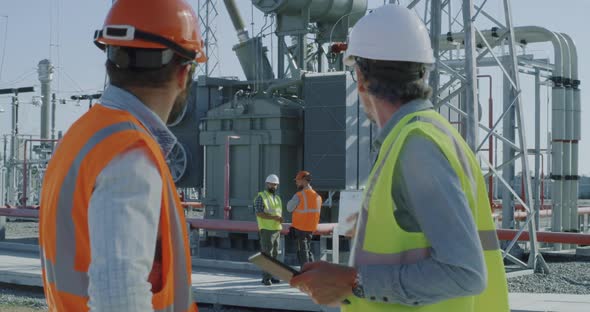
[0,248,330,311]
[506,269,534,279]
[192,257,302,274]
[509,293,590,312]
[575,246,590,257]
[0,216,5,240]
[0,241,39,254]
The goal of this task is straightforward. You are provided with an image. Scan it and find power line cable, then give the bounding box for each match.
[58,68,84,93]
[0,70,36,87]
[0,16,8,82]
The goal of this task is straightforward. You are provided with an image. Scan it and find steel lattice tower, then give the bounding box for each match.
[398,0,550,273]
[196,0,221,77]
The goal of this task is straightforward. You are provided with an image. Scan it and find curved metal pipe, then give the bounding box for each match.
[443,26,572,242]
[555,33,572,236]
[440,26,563,77]
[561,33,581,233]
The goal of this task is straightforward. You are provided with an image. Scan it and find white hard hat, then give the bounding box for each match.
[265,174,280,184]
[344,5,435,66]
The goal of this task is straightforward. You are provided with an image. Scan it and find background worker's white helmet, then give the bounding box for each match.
[265,174,280,184]
[344,5,435,66]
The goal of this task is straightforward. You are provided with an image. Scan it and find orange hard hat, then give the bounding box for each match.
[295,171,311,181]
[94,0,206,63]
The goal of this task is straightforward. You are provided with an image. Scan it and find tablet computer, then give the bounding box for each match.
[248,252,299,281]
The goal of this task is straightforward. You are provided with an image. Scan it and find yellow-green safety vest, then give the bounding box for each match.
[255,191,283,231]
[344,110,509,312]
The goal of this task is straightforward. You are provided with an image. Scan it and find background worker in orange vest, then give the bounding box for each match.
[254,174,283,286]
[39,0,205,311]
[287,171,322,266]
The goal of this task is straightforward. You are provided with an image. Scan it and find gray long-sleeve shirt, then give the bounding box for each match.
[356,99,486,306]
[286,186,314,213]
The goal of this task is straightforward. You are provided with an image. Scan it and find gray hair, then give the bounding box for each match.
[355,57,432,104]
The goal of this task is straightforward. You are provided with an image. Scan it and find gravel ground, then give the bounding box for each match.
[508,261,590,294]
[0,283,46,311]
[4,220,39,245]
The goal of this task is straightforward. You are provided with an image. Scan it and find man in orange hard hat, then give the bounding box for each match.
[287,171,322,266]
[39,1,205,311]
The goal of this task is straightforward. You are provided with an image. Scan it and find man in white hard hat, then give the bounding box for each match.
[254,174,284,285]
[290,5,509,311]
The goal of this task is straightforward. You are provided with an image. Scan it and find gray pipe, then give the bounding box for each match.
[555,34,572,239]
[561,33,580,233]
[534,69,541,231]
[444,26,571,240]
[550,65,565,248]
[224,0,272,82]
[440,26,563,76]
[224,0,249,42]
[265,79,302,94]
[38,60,53,140]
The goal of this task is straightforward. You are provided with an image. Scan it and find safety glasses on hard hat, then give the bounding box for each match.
[94,25,203,62]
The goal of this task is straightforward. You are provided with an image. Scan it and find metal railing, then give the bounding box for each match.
[493,206,590,233]
[1,207,588,258]
[186,218,340,264]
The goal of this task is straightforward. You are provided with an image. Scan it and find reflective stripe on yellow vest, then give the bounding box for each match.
[292,189,322,232]
[255,191,283,231]
[344,110,509,312]
[39,104,196,312]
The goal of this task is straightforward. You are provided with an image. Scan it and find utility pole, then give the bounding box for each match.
[51,94,57,142]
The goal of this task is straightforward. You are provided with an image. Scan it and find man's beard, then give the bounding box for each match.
[167,88,189,125]
[297,185,304,191]
[267,188,276,194]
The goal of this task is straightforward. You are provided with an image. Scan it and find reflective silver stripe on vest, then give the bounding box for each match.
[43,122,141,297]
[479,229,500,251]
[295,192,320,213]
[261,192,280,214]
[165,181,193,311]
[354,229,499,266]
[261,192,271,213]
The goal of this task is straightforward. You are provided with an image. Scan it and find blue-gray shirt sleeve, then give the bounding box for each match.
[357,135,486,306]
[287,194,300,213]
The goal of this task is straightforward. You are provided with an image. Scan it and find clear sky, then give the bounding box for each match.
[0,0,588,175]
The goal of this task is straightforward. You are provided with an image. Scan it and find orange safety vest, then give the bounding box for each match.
[291,188,322,232]
[39,104,196,312]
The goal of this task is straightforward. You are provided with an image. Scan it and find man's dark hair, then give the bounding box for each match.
[106,48,186,89]
[355,57,432,104]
